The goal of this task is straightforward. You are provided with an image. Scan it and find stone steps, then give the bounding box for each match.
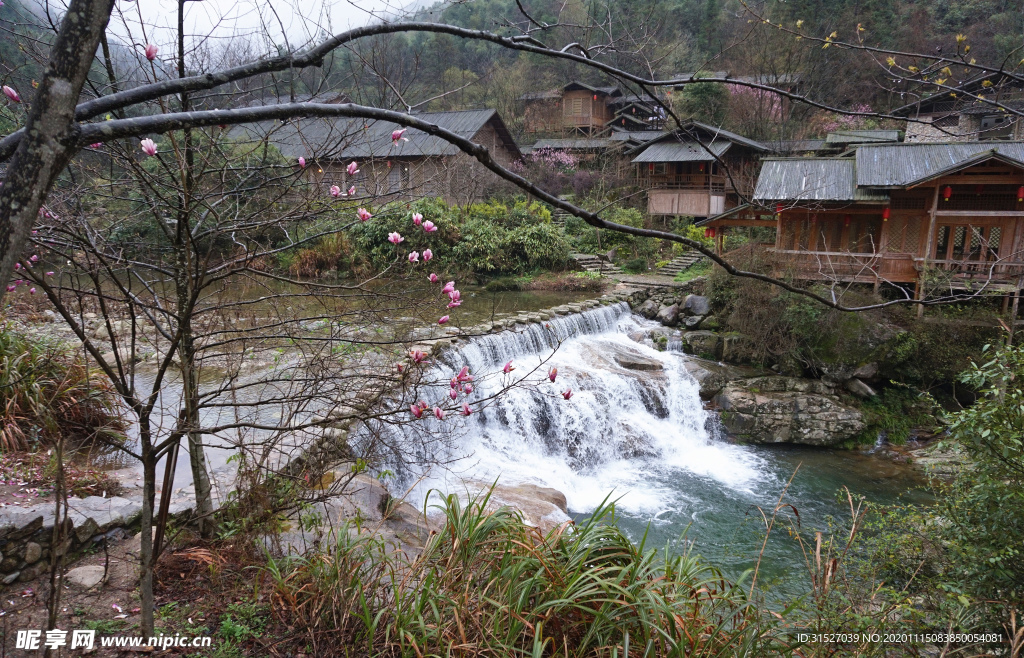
[571,253,623,275]
[657,252,706,277]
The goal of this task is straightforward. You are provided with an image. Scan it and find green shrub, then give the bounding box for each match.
[622,257,649,274]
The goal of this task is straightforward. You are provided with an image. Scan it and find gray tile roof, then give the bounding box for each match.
[854,142,1024,187]
[631,140,731,163]
[236,109,518,160]
[753,158,889,202]
[530,138,618,150]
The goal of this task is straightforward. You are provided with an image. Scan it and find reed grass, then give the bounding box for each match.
[268,492,782,657]
[0,321,124,452]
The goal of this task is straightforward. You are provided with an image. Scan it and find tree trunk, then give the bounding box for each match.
[0,0,115,298]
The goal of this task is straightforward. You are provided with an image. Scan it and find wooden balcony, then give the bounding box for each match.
[648,189,726,216]
[774,250,919,283]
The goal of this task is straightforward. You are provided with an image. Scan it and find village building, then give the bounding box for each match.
[894,73,1024,143]
[628,122,769,217]
[520,82,665,137]
[253,109,521,205]
[699,142,1024,306]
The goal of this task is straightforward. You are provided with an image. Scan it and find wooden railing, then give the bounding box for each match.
[916,258,1024,281]
[649,174,730,193]
[773,250,919,282]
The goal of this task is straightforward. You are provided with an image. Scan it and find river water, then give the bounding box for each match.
[381,301,929,600]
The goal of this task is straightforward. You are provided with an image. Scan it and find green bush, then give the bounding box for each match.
[564,205,658,261]
[622,257,649,274]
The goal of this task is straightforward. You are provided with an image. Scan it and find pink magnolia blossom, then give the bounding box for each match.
[562,388,573,400]
[449,389,458,401]
[330,185,341,197]
[422,248,433,262]
[548,367,558,383]
[144,43,158,61]
[461,403,472,416]
[438,315,449,325]
[357,208,372,222]
[5,285,14,293]
[89,143,102,149]
[447,300,461,309]
[442,281,455,294]
[503,360,514,374]
[347,186,356,196]
[2,86,20,103]
[456,366,471,382]
[140,138,158,157]
[388,232,404,245]
[410,404,423,419]
[463,384,473,395]
[428,273,439,283]
[412,213,423,226]
[29,255,38,262]
[422,220,437,233]
[396,363,405,373]
[13,263,20,271]
[298,157,306,168]
[28,288,35,295]
[434,407,445,420]
[408,251,419,263]
[391,128,408,142]
[45,271,53,276]
[410,349,428,363]
[346,161,360,176]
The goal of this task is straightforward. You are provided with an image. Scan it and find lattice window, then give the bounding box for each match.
[932,114,959,128]
[951,225,967,258]
[988,226,1002,257]
[891,196,927,210]
[936,226,950,257]
[903,218,921,253]
[798,217,813,250]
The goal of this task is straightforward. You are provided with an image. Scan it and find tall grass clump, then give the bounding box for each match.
[0,321,124,452]
[269,493,782,657]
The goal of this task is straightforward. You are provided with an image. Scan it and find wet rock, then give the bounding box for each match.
[721,332,756,364]
[384,502,434,546]
[636,299,660,320]
[683,315,704,329]
[613,351,664,372]
[66,565,105,589]
[682,295,711,316]
[714,377,864,446]
[846,378,877,398]
[682,331,721,360]
[481,484,572,533]
[682,359,763,399]
[656,304,680,327]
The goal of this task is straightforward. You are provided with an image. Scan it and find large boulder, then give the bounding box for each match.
[484,484,571,533]
[656,304,680,327]
[714,377,864,446]
[721,332,757,364]
[682,295,711,316]
[636,299,660,320]
[682,331,722,360]
[846,378,877,398]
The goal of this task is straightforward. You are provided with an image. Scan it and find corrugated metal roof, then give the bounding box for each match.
[238,109,517,160]
[767,139,827,153]
[753,158,889,202]
[531,138,617,150]
[825,130,901,144]
[609,130,665,141]
[855,142,1024,187]
[631,140,731,163]
[627,121,768,157]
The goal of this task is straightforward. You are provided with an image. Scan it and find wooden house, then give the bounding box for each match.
[700,142,1024,301]
[628,122,768,217]
[894,73,1024,143]
[521,82,621,136]
[254,109,521,205]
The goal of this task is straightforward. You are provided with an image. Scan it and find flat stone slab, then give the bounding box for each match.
[66,565,105,589]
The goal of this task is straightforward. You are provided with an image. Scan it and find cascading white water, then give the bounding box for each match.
[383,303,768,517]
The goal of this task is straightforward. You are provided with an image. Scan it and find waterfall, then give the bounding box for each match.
[363,304,767,517]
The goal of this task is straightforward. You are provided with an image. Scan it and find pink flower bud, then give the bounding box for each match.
[347,186,356,196]
[144,43,158,61]
[357,208,372,222]
[388,232,404,245]
[503,360,514,374]
[449,389,457,401]
[412,213,423,226]
[447,300,461,309]
[140,138,158,156]
[442,281,455,294]
[548,367,558,383]
[422,220,437,233]
[13,263,20,270]
[396,363,405,373]
[391,128,408,142]
[5,285,14,293]
[330,185,341,197]
[28,288,35,295]
[45,271,53,276]
[438,315,449,325]
[422,248,433,262]
[434,407,445,420]
[428,273,439,283]
[89,143,102,149]
[562,388,573,400]
[346,161,360,176]
[298,157,306,168]
[29,255,38,262]
[463,384,473,394]
[461,403,472,416]
[410,404,423,419]
[2,86,20,103]
[408,251,419,263]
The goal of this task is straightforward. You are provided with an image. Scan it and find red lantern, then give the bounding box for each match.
[775,203,784,215]
[593,94,598,100]
[704,228,716,238]
[649,163,655,172]
[699,163,705,172]
[943,186,953,201]
[882,207,890,221]
[844,214,851,227]
[1017,186,1024,202]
